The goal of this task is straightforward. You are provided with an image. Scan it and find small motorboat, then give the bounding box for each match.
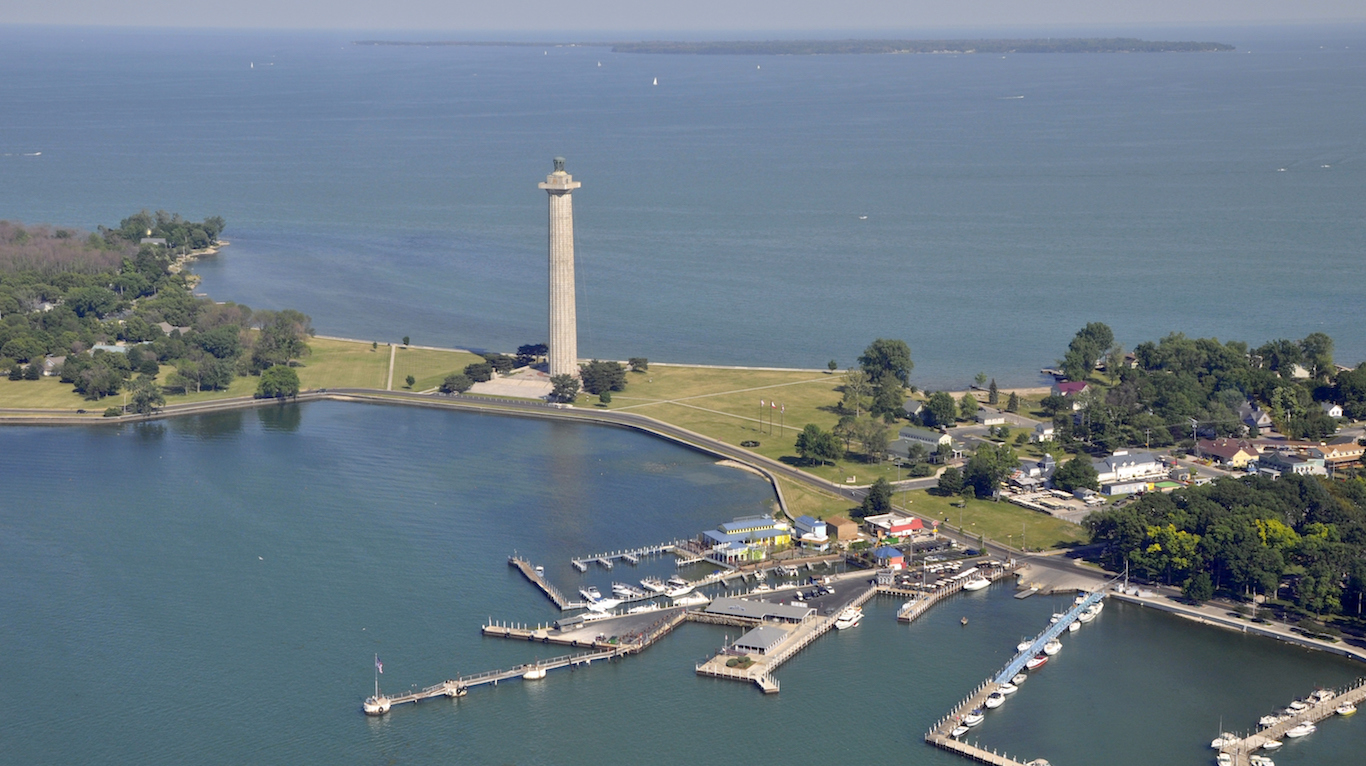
[579,586,602,602]
[962,576,991,591]
[640,577,666,593]
[1017,640,1032,652]
[1011,673,1028,685]
[961,616,969,626]
[522,666,547,680]
[998,682,1018,695]
[1216,754,1232,766]
[1336,702,1357,716]
[1259,715,1281,728]
[1283,722,1315,738]
[962,709,985,727]
[534,565,545,576]
[985,691,1006,709]
[667,575,689,588]
[1310,688,1335,702]
[1288,699,1308,711]
[951,725,969,738]
[1025,654,1049,671]
[1210,733,1237,748]
[1260,740,1282,751]
[1248,756,1274,766]
[1049,613,1063,624]
[1043,639,1062,656]
[1067,620,1081,632]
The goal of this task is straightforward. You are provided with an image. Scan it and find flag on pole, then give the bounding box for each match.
[781,405,785,413]
[771,401,777,409]
[376,657,384,674]
[760,399,765,407]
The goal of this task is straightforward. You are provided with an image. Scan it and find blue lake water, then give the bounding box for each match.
[2,24,1365,764]
[0,403,1362,764]
[1,25,1364,386]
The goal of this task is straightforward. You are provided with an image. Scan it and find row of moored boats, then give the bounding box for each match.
[1211,687,1357,764]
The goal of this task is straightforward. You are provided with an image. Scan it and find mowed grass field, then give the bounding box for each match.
[390,346,484,391]
[599,365,910,485]
[899,490,1088,550]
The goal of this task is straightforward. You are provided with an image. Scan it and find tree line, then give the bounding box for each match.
[1086,473,1366,625]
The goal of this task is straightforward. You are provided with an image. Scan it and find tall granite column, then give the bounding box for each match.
[539,157,580,378]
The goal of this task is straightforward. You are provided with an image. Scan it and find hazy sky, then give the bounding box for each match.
[1,0,1363,31]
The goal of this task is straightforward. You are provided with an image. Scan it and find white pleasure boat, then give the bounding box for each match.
[984,691,1006,709]
[1043,639,1062,656]
[1283,722,1315,738]
[835,606,864,630]
[962,576,991,591]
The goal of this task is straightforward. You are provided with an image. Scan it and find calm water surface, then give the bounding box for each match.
[0,402,1361,764]
[1,26,1364,386]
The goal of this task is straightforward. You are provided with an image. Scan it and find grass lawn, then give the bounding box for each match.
[0,376,99,410]
[293,337,390,390]
[776,476,855,520]
[391,346,484,391]
[899,490,1089,550]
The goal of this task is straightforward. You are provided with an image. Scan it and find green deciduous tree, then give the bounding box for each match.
[255,364,300,399]
[440,373,473,394]
[858,477,893,518]
[127,375,165,413]
[958,393,979,420]
[464,361,494,383]
[1052,455,1100,492]
[795,423,842,466]
[937,466,964,496]
[924,391,957,428]
[404,374,416,389]
[579,359,627,395]
[858,338,913,387]
[628,357,649,372]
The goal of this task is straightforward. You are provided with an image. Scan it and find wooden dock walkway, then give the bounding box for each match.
[368,610,690,715]
[507,556,587,610]
[1221,677,1366,764]
[570,541,683,572]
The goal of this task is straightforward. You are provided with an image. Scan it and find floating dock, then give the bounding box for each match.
[1220,677,1366,765]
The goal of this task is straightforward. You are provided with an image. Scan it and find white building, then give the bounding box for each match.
[1092,450,1166,485]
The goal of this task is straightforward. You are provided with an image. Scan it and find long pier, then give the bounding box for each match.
[507,556,587,610]
[368,610,689,715]
[1220,677,1366,765]
[365,646,619,714]
[924,580,1112,766]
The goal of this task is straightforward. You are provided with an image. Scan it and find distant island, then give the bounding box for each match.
[354,38,1235,55]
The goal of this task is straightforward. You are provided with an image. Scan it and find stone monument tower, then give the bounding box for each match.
[539,157,580,378]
